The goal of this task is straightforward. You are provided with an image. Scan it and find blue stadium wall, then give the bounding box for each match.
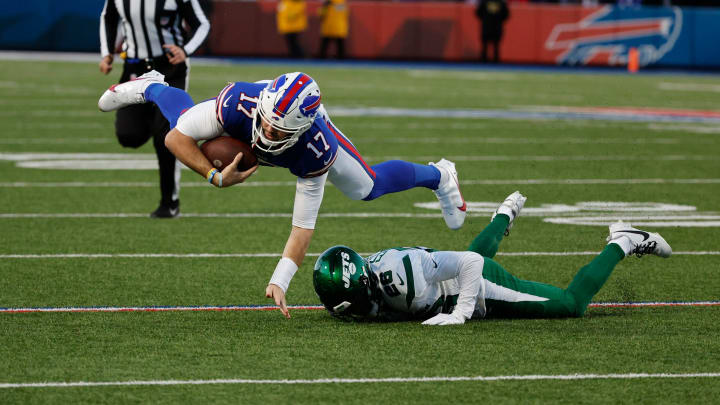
[1,1,719,68]
[0,0,104,52]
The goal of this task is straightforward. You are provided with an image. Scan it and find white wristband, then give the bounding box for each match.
[269,257,298,293]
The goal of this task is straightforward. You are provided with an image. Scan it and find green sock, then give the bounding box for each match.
[566,243,625,315]
[467,214,510,258]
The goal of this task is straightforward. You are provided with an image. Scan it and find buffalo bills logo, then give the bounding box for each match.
[300,94,321,117]
[268,75,287,93]
[545,6,682,67]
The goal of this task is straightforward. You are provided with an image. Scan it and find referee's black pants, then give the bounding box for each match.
[115,58,187,208]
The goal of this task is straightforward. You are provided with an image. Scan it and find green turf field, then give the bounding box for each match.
[0,58,718,403]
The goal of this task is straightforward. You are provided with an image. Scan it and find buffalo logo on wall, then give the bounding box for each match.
[545,6,682,67]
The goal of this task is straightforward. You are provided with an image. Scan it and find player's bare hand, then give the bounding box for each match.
[265,284,290,319]
[221,152,258,187]
[163,44,187,65]
[99,55,113,74]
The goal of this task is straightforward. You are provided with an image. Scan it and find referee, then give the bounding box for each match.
[99,0,210,218]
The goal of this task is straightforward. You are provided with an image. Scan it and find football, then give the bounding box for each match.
[200,136,258,171]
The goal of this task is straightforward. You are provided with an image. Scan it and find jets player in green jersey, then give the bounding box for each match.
[313,191,672,325]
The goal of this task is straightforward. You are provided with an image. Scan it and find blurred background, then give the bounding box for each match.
[1,0,718,69]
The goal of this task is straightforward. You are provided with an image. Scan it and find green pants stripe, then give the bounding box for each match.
[467,215,624,318]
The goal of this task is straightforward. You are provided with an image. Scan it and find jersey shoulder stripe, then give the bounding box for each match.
[401,254,416,309]
[330,123,376,179]
[216,83,235,126]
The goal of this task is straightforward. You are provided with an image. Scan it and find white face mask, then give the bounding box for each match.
[251,73,321,155]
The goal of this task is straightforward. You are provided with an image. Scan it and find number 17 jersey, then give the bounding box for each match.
[215,81,339,178]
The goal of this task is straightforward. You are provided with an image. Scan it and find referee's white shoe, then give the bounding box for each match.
[98,70,167,112]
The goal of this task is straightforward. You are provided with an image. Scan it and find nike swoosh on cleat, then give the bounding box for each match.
[620,230,650,241]
[452,174,467,211]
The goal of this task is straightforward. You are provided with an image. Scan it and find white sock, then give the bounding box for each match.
[609,236,633,256]
[496,204,515,219]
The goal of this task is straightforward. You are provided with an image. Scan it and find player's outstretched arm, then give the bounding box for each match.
[422,251,485,326]
[266,226,314,319]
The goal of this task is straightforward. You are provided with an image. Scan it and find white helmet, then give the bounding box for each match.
[252,72,322,155]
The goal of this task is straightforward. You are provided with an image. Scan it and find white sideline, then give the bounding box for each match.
[0,251,717,259]
[1,178,719,188]
[1,373,719,388]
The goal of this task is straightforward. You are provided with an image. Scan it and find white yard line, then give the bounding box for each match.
[1,212,719,220]
[1,153,718,162]
[1,154,718,170]
[0,213,441,219]
[658,82,720,93]
[0,251,716,259]
[0,181,296,188]
[361,136,689,145]
[2,136,697,145]
[3,301,718,314]
[1,372,718,388]
[0,178,718,188]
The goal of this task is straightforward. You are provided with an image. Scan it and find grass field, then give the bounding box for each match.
[0,57,719,404]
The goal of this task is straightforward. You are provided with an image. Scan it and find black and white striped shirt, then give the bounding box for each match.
[100,0,210,59]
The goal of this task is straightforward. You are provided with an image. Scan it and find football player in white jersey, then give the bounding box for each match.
[313,192,672,325]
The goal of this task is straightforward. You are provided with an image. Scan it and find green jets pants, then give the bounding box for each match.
[466,215,624,318]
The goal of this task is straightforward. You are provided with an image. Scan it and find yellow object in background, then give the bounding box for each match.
[320,0,349,39]
[277,0,308,34]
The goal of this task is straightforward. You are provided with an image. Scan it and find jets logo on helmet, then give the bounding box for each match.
[313,246,381,320]
[340,251,357,288]
[252,72,322,155]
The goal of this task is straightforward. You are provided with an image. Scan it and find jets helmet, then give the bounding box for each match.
[313,245,381,320]
[252,72,322,155]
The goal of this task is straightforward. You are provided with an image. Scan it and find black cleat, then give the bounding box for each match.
[150,200,180,219]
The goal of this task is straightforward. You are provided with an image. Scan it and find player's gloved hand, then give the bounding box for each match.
[265,284,290,319]
[220,152,258,187]
[422,312,465,326]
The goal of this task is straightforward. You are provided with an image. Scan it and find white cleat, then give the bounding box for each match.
[606,220,672,258]
[491,191,527,236]
[98,70,167,112]
[430,158,466,230]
